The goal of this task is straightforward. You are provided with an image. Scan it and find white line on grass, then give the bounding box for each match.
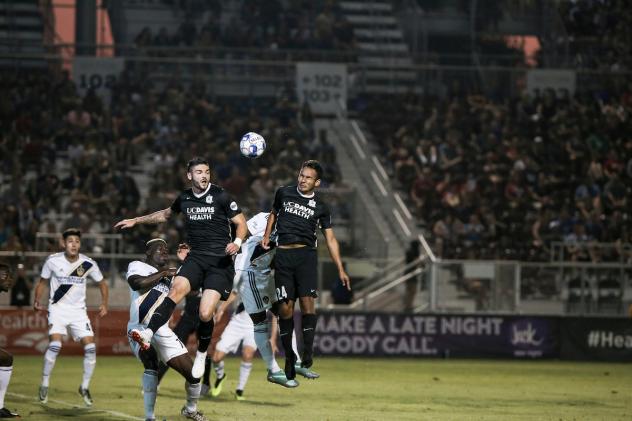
[8,392,144,420]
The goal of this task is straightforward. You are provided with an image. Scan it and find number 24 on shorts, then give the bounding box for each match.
[276,286,287,300]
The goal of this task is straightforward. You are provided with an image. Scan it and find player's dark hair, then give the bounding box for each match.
[301,160,323,180]
[62,228,81,239]
[187,157,210,172]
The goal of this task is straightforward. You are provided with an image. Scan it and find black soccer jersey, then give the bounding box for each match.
[272,185,332,248]
[170,184,242,255]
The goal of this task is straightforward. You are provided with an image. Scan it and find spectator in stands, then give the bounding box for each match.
[10,263,31,307]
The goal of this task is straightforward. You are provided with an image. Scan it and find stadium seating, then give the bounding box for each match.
[359,89,632,261]
[0,67,344,259]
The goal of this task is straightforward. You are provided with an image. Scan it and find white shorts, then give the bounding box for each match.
[48,305,93,341]
[127,324,187,364]
[238,270,277,314]
[215,310,256,354]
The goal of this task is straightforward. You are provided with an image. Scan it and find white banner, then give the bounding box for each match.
[526,69,576,95]
[296,62,347,114]
[73,57,125,103]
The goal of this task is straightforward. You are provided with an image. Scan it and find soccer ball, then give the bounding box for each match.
[239,132,266,158]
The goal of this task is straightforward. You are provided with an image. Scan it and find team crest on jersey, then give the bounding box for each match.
[263,296,269,304]
[205,195,213,204]
[308,199,316,208]
[230,201,238,211]
[76,265,85,276]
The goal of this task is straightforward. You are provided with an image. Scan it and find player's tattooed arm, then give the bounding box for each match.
[127,268,176,292]
[114,208,172,230]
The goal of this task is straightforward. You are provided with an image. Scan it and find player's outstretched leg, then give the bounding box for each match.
[0,349,18,418]
[129,328,153,352]
[138,277,192,350]
[39,339,61,404]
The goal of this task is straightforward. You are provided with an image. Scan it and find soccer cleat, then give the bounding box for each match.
[180,406,208,421]
[78,386,93,407]
[0,407,19,418]
[235,389,245,401]
[200,383,210,396]
[211,373,226,397]
[267,370,299,388]
[295,363,320,379]
[38,386,48,404]
[129,328,152,351]
[191,351,207,379]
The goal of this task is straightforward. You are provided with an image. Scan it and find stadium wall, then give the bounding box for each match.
[1,309,629,362]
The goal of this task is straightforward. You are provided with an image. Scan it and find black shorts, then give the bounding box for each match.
[274,247,318,301]
[176,252,234,301]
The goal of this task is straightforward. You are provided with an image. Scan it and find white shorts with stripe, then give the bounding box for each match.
[215,310,256,354]
[127,324,187,363]
[48,304,93,341]
[238,269,277,314]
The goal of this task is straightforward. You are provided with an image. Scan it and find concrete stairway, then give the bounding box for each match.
[339,1,416,93]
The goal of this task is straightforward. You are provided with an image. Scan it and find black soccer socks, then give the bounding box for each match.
[301,314,317,368]
[279,317,296,379]
[196,319,214,353]
[147,297,177,333]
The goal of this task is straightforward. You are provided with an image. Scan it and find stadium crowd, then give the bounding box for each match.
[360,87,632,262]
[133,0,356,52]
[0,67,342,260]
[556,0,631,71]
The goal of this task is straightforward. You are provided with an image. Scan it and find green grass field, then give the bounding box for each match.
[5,356,631,420]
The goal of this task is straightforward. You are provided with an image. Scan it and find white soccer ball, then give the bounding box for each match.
[239,132,266,158]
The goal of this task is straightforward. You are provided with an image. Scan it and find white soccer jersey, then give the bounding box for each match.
[127,261,171,327]
[40,252,104,308]
[234,212,276,283]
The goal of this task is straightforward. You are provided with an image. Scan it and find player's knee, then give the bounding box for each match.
[186,374,200,384]
[249,311,267,325]
[84,343,96,362]
[140,349,159,371]
[278,304,293,319]
[0,349,13,366]
[242,347,256,362]
[47,340,62,353]
[170,277,191,300]
[212,351,223,364]
[199,306,215,322]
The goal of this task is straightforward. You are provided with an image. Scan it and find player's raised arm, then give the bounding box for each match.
[114,207,173,230]
[323,228,351,291]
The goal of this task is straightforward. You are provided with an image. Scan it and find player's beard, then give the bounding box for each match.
[193,179,208,192]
